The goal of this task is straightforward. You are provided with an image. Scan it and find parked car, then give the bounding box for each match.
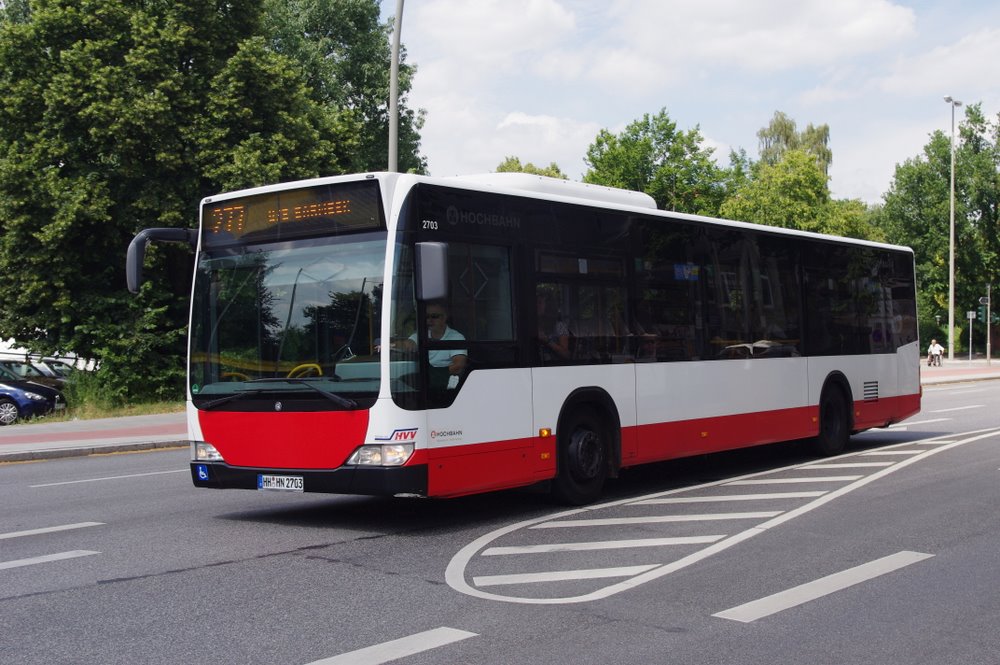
[0,359,66,390]
[0,378,65,425]
[41,358,77,378]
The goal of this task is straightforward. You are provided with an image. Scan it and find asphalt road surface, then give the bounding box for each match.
[2,380,1000,665]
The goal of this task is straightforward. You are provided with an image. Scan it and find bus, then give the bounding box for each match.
[126,172,920,504]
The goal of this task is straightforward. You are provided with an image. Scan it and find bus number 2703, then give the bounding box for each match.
[422,219,439,230]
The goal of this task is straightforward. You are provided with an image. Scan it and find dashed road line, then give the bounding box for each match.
[929,405,983,413]
[713,551,934,623]
[0,550,100,571]
[0,522,104,540]
[304,627,477,665]
[30,469,187,488]
[888,418,949,427]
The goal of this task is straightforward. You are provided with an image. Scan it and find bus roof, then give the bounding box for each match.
[447,173,658,210]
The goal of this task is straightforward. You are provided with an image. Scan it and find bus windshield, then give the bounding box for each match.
[189,233,386,409]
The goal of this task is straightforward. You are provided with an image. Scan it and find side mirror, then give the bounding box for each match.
[415,242,448,301]
[126,228,197,293]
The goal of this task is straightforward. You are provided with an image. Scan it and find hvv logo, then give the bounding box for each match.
[374,428,418,442]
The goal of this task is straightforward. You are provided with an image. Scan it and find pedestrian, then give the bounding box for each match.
[927,339,944,366]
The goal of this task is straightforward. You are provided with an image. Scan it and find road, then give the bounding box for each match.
[2,381,1000,664]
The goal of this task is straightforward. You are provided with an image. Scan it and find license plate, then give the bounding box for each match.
[257,474,304,492]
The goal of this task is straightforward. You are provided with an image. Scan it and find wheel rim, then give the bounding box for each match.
[0,402,19,426]
[568,427,603,482]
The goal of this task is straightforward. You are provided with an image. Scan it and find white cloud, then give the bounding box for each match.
[876,27,1000,97]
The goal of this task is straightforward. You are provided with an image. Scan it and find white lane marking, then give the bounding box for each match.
[0,522,104,540]
[726,476,862,485]
[531,512,782,529]
[860,450,923,456]
[474,565,659,588]
[930,405,983,413]
[305,627,477,665]
[916,439,955,444]
[483,535,726,556]
[446,428,1000,605]
[635,492,826,504]
[713,551,934,623]
[804,462,894,469]
[0,550,100,571]
[889,418,949,427]
[30,469,187,488]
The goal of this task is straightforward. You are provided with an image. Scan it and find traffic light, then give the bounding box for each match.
[978,304,987,321]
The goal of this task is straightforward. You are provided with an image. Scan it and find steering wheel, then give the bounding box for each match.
[287,363,323,378]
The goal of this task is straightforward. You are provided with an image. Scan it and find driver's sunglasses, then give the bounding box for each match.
[426,312,444,319]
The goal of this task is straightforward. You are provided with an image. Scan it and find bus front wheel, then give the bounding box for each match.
[553,408,609,505]
[814,386,850,456]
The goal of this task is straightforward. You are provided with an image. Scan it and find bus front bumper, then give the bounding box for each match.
[190,462,428,497]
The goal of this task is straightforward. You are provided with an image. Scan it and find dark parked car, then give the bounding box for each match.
[0,378,65,425]
[0,359,66,390]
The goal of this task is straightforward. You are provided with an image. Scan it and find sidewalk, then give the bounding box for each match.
[0,411,187,463]
[920,357,1000,385]
[2,361,999,464]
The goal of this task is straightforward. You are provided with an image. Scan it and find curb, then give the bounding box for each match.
[0,440,188,464]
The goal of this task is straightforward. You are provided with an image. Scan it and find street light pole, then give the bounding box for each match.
[388,0,405,172]
[944,95,962,360]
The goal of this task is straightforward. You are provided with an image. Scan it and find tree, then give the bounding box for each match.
[0,0,416,403]
[262,0,426,173]
[720,150,830,232]
[875,103,1000,352]
[758,110,832,175]
[583,109,726,215]
[495,156,567,179]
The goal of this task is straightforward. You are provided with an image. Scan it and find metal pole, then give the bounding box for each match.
[388,0,404,172]
[944,96,962,360]
[988,284,992,365]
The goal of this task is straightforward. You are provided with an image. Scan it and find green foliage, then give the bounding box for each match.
[583,109,726,215]
[0,0,424,405]
[263,0,426,173]
[720,150,830,231]
[495,156,567,179]
[758,110,832,175]
[875,103,1000,351]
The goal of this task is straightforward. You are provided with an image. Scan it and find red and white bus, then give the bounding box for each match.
[127,172,920,504]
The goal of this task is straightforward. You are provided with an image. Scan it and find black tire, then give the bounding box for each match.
[552,408,610,505]
[0,398,21,426]
[814,385,850,456]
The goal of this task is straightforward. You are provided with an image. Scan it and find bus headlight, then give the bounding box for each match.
[346,444,414,467]
[194,442,224,462]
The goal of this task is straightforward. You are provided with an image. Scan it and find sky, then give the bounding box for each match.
[381,0,1000,204]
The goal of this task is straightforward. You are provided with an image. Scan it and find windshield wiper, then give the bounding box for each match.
[198,379,357,411]
[199,388,269,411]
[242,377,358,409]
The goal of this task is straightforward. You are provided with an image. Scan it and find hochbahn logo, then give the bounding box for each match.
[374,428,418,442]
[446,205,520,229]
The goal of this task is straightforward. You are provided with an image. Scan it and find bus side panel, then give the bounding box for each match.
[630,405,817,464]
[531,363,638,455]
[634,358,811,462]
[807,352,920,430]
[424,368,543,497]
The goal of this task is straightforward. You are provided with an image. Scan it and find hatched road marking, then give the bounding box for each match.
[446,428,1000,605]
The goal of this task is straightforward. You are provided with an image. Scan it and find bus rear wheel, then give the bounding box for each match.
[814,386,850,456]
[553,408,609,505]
